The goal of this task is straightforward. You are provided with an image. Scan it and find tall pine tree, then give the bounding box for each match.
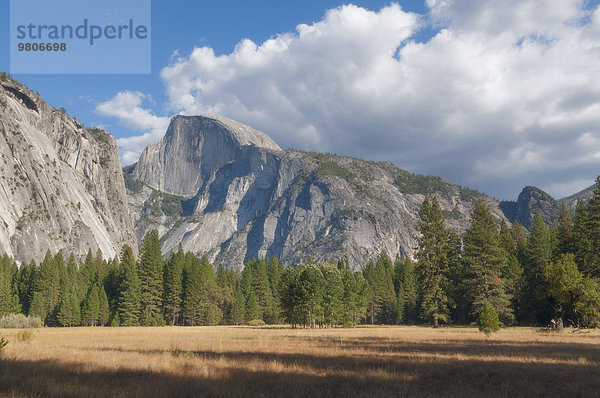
[462,199,513,324]
[415,196,450,327]
[520,211,553,324]
[117,246,141,326]
[556,202,574,257]
[138,230,164,325]
[573,199,591,272]
[163,245,184,325]
[585,176,600,277]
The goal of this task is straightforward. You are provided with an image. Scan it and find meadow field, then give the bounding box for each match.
[0,326,599,397]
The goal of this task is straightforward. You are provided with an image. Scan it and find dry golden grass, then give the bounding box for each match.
[1,325,599,397]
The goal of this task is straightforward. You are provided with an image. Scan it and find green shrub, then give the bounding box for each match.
[171,349,194,359]
[0,313,43,328]
[86,127,114,145]
[161,192,183,216]
[0,337,8,355]
[478,301,500,336]
[248,319,266,327]
[124,174,144,194]
[17,330,35,342]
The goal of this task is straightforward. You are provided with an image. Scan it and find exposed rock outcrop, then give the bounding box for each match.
[500,186,561,230]
[561,183,598,210]
[0,78,137,263]
[133,115,281,197]
[128,115,507,269]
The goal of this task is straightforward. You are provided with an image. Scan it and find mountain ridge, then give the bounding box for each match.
[126,115,508,269]
[1,76,594,266]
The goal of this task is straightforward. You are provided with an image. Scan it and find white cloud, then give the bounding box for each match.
[106,1,600,198]
[95,91,170,164]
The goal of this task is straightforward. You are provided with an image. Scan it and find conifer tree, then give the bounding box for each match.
[230,286,246,325]
[585,176,600,277]
[478,301,500,336]
[364,251,397,324]
[138,230,164,325]
[215,263,233,325]
[94,249,107,287]
[296,264,325,328]
[182,255,202,326]
[320,264,344,327]
[556,202,574,257]
[447,230,469,324]
[64,254,84,304]
[81,285,100,326]
[463,199,513,324]
[163,246,184,325]
[362,259,377,324]
[104,257,122,325]
[98,287,110,326]
[340,268,369,327]
[198,256,221,325]
[31,250,62,325]
[340,264,357,327]
[0,256,20,315]
[499,220,517,257]
[573,199,591,273]
[415,196,451,327]
[248,258,273,321]
[394,256,418,324]
[501,254,523,310]
[80,249,97,293]
[28,291,45,320]
[245,290,260,322]
[498,220,523,315]
[511,221,529,265]
[56,255,81,327]
[280,265,303,328]
[57,289,80,327]
[117,246,141,326]
[16,260,35,315]
[268,256,284,323]
[521,211,553,324]
[393,256,406,323]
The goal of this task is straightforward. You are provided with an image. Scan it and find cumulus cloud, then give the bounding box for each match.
[107,1,600,198]
[96,91,170,164]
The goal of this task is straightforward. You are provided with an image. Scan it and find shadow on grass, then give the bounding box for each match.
[2,335,600,397]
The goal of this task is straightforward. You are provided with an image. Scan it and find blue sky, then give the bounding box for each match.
[2,0,426,138]
[2,0,600,200]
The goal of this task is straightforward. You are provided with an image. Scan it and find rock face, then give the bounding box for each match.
[133,115,281,197]
[561,183,597,210]
[500,186,561,230]
[128,115,507,269]
[0,78,137,264]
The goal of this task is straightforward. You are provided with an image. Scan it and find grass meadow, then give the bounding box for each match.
[1,326,599,397]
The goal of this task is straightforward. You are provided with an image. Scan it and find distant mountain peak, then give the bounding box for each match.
[500,185,560,230]
[170,114,281,152]
[561,182,598,209]
[133,114,281,197]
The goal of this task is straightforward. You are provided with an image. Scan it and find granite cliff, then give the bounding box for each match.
[127,115,507,269]
[0,77,137,263]
[500,186,561,230]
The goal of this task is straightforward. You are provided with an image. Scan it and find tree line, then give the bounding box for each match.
[2,179,600,329]
[0,230,371,328]
[413,178,600,330]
